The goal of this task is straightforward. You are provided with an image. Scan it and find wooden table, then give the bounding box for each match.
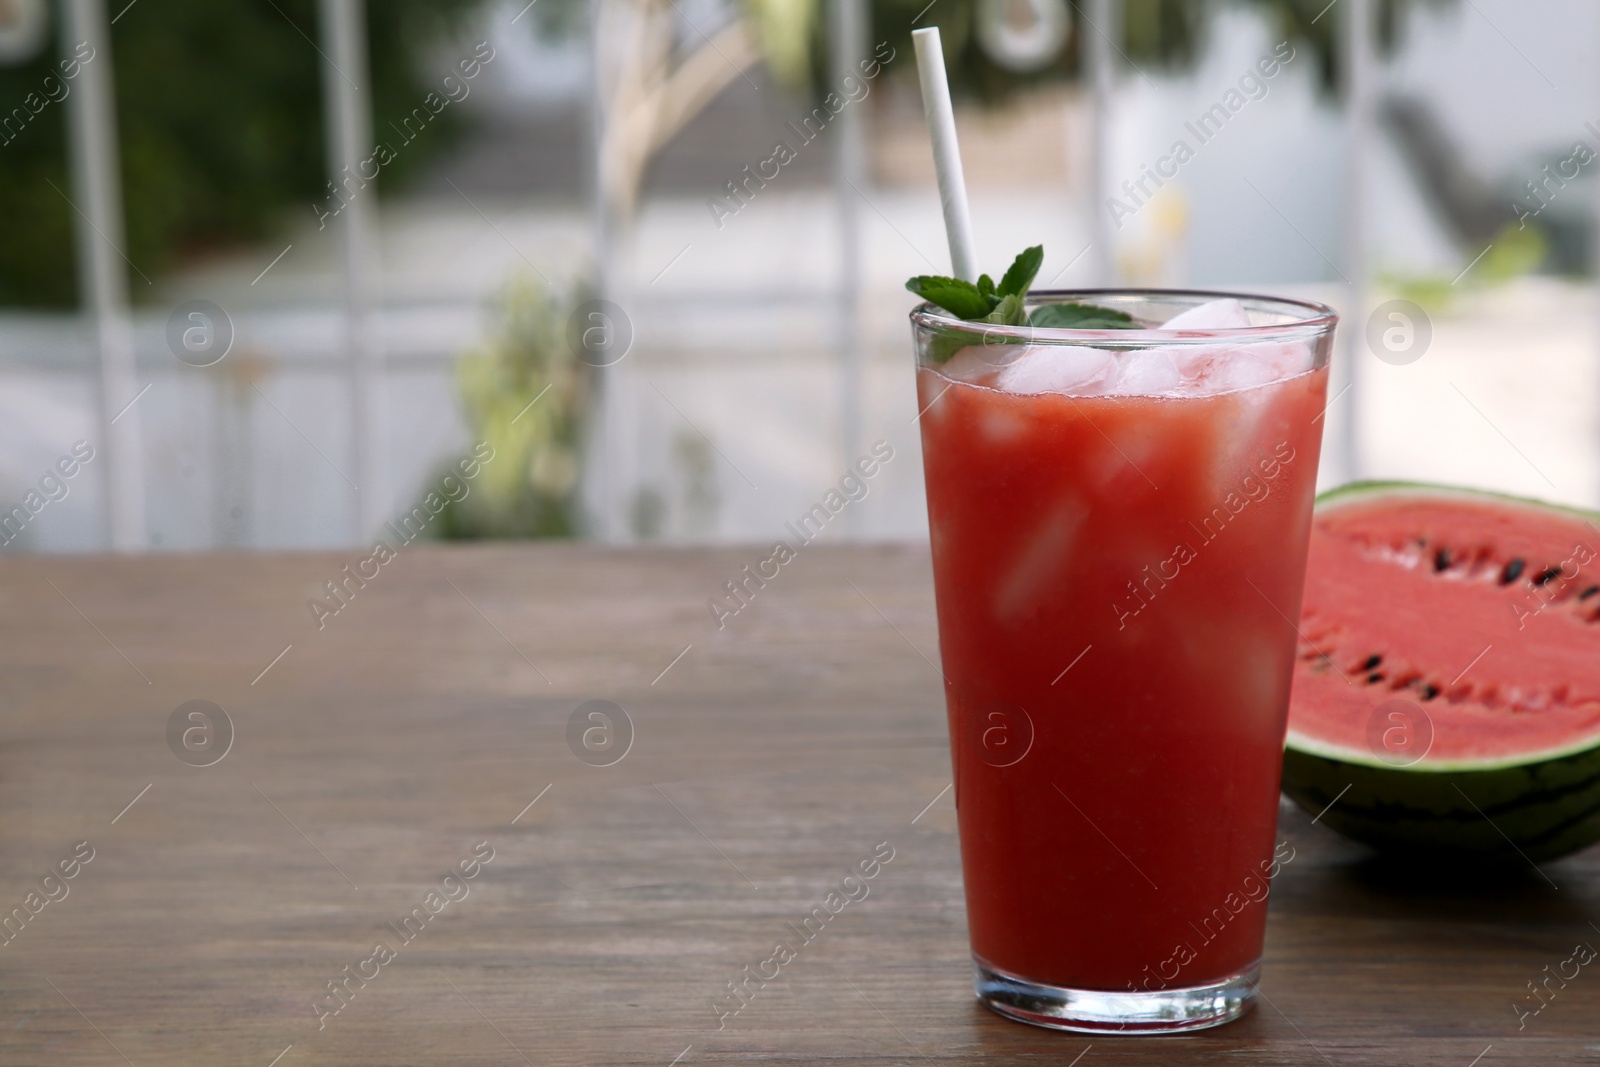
[1,544,1596,1066]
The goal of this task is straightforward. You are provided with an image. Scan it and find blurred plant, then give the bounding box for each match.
[1476,223,1548,285]
[0,0,481,308]
[1385,222,1549,312]
[591,0,766,219]
[530,0,1452,223]
[482,0,1453,125]
[433,274,589,539]
[1244,0,1455,93]
[862,0,1451,104]
[867,0,1190,102]
[529,0,818,91]
[1383,272,1452,311]
[746,0,818,88]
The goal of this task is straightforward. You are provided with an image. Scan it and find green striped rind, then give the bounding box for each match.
[1282,746,1600,862]
[1282,482,1600,862]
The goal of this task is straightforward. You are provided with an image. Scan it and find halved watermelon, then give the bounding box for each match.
[1281,482,1600,862]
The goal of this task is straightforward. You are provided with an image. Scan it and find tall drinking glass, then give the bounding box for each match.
[912,291,1337,1033]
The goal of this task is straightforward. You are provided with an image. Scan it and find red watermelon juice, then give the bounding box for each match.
[911,292,1336,1033]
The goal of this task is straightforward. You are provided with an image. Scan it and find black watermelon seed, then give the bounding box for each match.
[1580,586,1600,600]
[1366,673,1384,684]
[1501,558,1526,584]
[1362,654,1383,671]
[1534,567,1562,586]
[1434,548,1452,572]
[1421,684,1440,701]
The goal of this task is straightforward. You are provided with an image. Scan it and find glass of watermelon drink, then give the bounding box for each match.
[911,290,1337,1033]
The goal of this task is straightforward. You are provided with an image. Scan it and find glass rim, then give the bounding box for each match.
[909,288,1339,348]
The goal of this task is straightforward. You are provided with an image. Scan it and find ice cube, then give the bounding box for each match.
[1207,340,1315,392]
[1168,344,1225,386]
[994,495,1087,622]
[935,345,1007,384]
[1169,340,1315,394]
[1161,298,1251,331]
[1105,349,1183,396]
[996,345,1117,395]
[1086,421,1163,492]
[1209,356,1281,393]
[978,405,1031,444]
[915,366,957,425]
[1268,340,1316,376]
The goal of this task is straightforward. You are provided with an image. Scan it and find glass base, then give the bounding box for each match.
[973,958,1259,1034]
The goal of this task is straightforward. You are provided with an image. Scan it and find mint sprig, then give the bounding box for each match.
[907,245,1141,363]
[906,244,1042,327]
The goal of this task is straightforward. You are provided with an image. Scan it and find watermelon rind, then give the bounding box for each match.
[1314,479,1600,528]
[1282,746,1600,863]
[1281,481,1600,863]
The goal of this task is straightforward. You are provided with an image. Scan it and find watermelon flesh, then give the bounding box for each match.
[1290,486,1600,765]
[1282,484,1600,862]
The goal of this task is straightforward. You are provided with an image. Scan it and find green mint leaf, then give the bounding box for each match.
[1028,302,1140,330]
[997,245,1044,299]
[924,328,971,365]
[977,273,996,300]
[905,275,992,320]
[980,292,1028,327]
[924,324,1027,364]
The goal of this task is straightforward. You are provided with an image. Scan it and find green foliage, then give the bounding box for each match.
[1027,301,1137,329]
[859,0,1447,105]
[906,243,1042,325]
[432,275,589,540]
[1122,0,1205,69]
[0,0,1462,309]
[0,0,479,308]
[996,243,1042,302]
[910,244,1136,360]
[1385,222,1549,312]
[867,0,1199,105]
[1239,0,1454,93]
[746,0,820,89]
[1476,222,1547,286]
[905,274,993,319]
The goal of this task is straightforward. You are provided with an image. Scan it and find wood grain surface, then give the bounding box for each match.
[1,543,1596,1066]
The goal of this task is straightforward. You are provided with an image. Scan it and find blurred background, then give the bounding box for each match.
[0,0,1595,553]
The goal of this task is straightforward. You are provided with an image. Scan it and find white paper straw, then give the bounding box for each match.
[911,27,978,282]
